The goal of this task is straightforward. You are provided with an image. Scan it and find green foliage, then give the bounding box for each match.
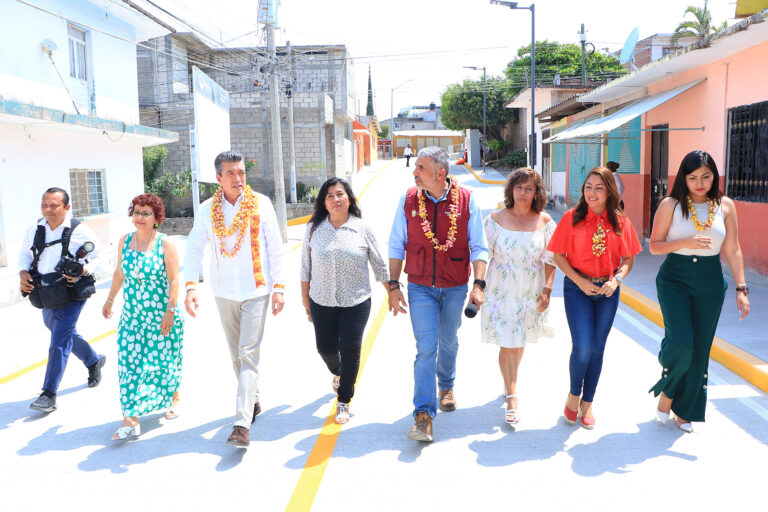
[142,145,168,184]
[295,182,319,204]
[377,124,390,140]
[487,138,508,153]
[244,158,256,171]
[366,66,375,116]
[440,77,515,141]
[504,40,627,96]
[146,169,190,199]
[503,151,527,168]
[671,0,727,46]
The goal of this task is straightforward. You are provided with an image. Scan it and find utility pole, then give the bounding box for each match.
[580,23,587,86]
[481,66,486,172]
[266,17,287,241]
[286,40,297,203]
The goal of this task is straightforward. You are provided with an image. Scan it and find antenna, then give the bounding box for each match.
[620,27,639,70]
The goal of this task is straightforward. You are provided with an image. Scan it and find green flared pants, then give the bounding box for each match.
[649,253,726,422]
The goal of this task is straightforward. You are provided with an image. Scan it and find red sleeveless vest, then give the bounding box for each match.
[403,181,472,287]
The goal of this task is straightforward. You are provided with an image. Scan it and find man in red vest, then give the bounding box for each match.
[388,146,488,442]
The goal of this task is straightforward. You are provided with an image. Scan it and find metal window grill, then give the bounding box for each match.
[727,100,768,203]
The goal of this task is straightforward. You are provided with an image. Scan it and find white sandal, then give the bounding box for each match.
[112,423,141,441]
[504,394,520,425]
[335,402,350,424]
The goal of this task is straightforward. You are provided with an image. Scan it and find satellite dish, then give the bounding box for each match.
[620,27,639,66]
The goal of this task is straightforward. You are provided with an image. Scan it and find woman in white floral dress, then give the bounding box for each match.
[481,168,556,425]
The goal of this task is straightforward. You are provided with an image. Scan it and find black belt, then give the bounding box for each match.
[574,267,620,284]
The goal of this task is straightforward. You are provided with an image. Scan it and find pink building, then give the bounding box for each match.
[544,8,768,276]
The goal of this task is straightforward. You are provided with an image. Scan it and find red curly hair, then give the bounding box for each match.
[128,194,166,227]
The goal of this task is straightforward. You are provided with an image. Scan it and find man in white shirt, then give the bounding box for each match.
[19,188,106,413]
[184,150,286,448]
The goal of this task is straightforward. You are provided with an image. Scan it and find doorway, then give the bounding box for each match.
[650,124,669,229]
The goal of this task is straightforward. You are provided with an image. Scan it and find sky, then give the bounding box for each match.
[155,0,739,120]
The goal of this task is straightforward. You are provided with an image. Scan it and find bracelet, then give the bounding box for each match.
[387,280,402,291]
[105,298,113,305]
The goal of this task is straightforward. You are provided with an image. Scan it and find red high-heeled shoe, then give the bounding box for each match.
[563,404,578,424]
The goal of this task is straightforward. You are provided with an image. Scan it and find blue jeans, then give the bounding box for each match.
[41,300,99,394]
[562,276,620,403]
[408,282,468,418]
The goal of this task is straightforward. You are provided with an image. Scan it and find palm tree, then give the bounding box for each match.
[671,0,728,47]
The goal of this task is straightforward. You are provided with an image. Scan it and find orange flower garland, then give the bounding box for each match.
[687,197,716,231]
[418,177,459,252]
[211,185,265,287]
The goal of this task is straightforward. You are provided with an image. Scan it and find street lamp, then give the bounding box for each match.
[390,78,414,159]
[490,0,536,169]
[464,65,487,172]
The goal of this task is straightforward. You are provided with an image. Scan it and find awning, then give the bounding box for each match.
[543,79,705,143]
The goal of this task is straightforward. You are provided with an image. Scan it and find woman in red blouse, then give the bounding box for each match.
[547,167,641,428]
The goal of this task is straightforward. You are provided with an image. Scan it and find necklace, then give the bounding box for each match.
[417,177,459,252]
[211,185,259,258]
[132,232,154,283]
[591,223,606,256]
[687,197,716,231]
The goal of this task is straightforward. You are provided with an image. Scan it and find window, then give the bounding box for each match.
[726,100,768,203]
[394,122,401,130]
[67,25,87,81]
[69,169,107,217]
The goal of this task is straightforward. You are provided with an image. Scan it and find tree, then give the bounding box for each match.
[142,145,167,185]
[377,124,390,140]
[504,40,627,96]
[671,0,728,47]
[440,77,516,142]
[366,66,374,116]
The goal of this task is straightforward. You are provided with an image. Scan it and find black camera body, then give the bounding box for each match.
[54,241,94,278]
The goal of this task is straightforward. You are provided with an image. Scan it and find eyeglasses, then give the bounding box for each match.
[132,211,154,218]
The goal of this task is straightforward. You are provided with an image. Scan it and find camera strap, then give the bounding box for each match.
[29,219,80,274]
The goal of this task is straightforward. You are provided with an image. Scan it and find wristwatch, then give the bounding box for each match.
[473,279,486,290]
[387,280,402,291]
[614,274,623,285]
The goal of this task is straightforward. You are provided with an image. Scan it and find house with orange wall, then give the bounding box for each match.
[353,117,379,172]
[542,8,768,276]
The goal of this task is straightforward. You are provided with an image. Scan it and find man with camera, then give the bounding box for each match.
[19,187,106,413]
[387,146,488,442]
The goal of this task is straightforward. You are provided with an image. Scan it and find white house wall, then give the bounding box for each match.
[0,0,142,123]
[0,122,143,273]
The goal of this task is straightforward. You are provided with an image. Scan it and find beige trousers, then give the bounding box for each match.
[214,295,269,428]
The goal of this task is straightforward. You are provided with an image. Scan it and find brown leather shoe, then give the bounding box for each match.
[251,402,261,424]
[407,412,433,442]
[226,426,250,448]
[439,389,456,411]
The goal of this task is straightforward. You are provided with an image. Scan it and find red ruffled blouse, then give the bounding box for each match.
[547,208,641,278]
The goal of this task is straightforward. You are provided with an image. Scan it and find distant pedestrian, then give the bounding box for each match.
[404,144,412,167]
[388,146,489,442]
[548,167,641,429]
[606,161,625,210]
[19,187,105,414]
[300,178,389,424]
[184,150,286,449]
[102,194,184,441]
[481,168,556,425]
[649,150,749,433]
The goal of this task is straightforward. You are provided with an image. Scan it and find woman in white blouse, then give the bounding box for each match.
[649,150,749,433]
[300,178,389,424]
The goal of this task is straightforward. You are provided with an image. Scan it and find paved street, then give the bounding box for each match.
[1,157,766,511]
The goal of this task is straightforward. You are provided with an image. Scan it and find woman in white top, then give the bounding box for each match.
[648,150,750,433]
[481,168,556,426]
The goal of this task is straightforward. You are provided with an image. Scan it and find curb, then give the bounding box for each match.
[621,285,768,394]
[449,154,505,185]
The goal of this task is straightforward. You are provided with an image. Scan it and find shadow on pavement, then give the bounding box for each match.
[567,421,695,476]
[0,384,87,431]
[469,420,577,467]
[284,399,500,468]
[15,396,335,473]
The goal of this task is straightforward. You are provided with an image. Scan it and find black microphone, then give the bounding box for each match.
[464,301,479,318]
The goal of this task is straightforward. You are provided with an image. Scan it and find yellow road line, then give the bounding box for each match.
[0,329,117,386]
[621,285,768,393]
[449,154,505,185]
[285,299,389,511]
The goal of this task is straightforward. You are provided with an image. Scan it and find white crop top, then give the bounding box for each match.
[667,201,725,256]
